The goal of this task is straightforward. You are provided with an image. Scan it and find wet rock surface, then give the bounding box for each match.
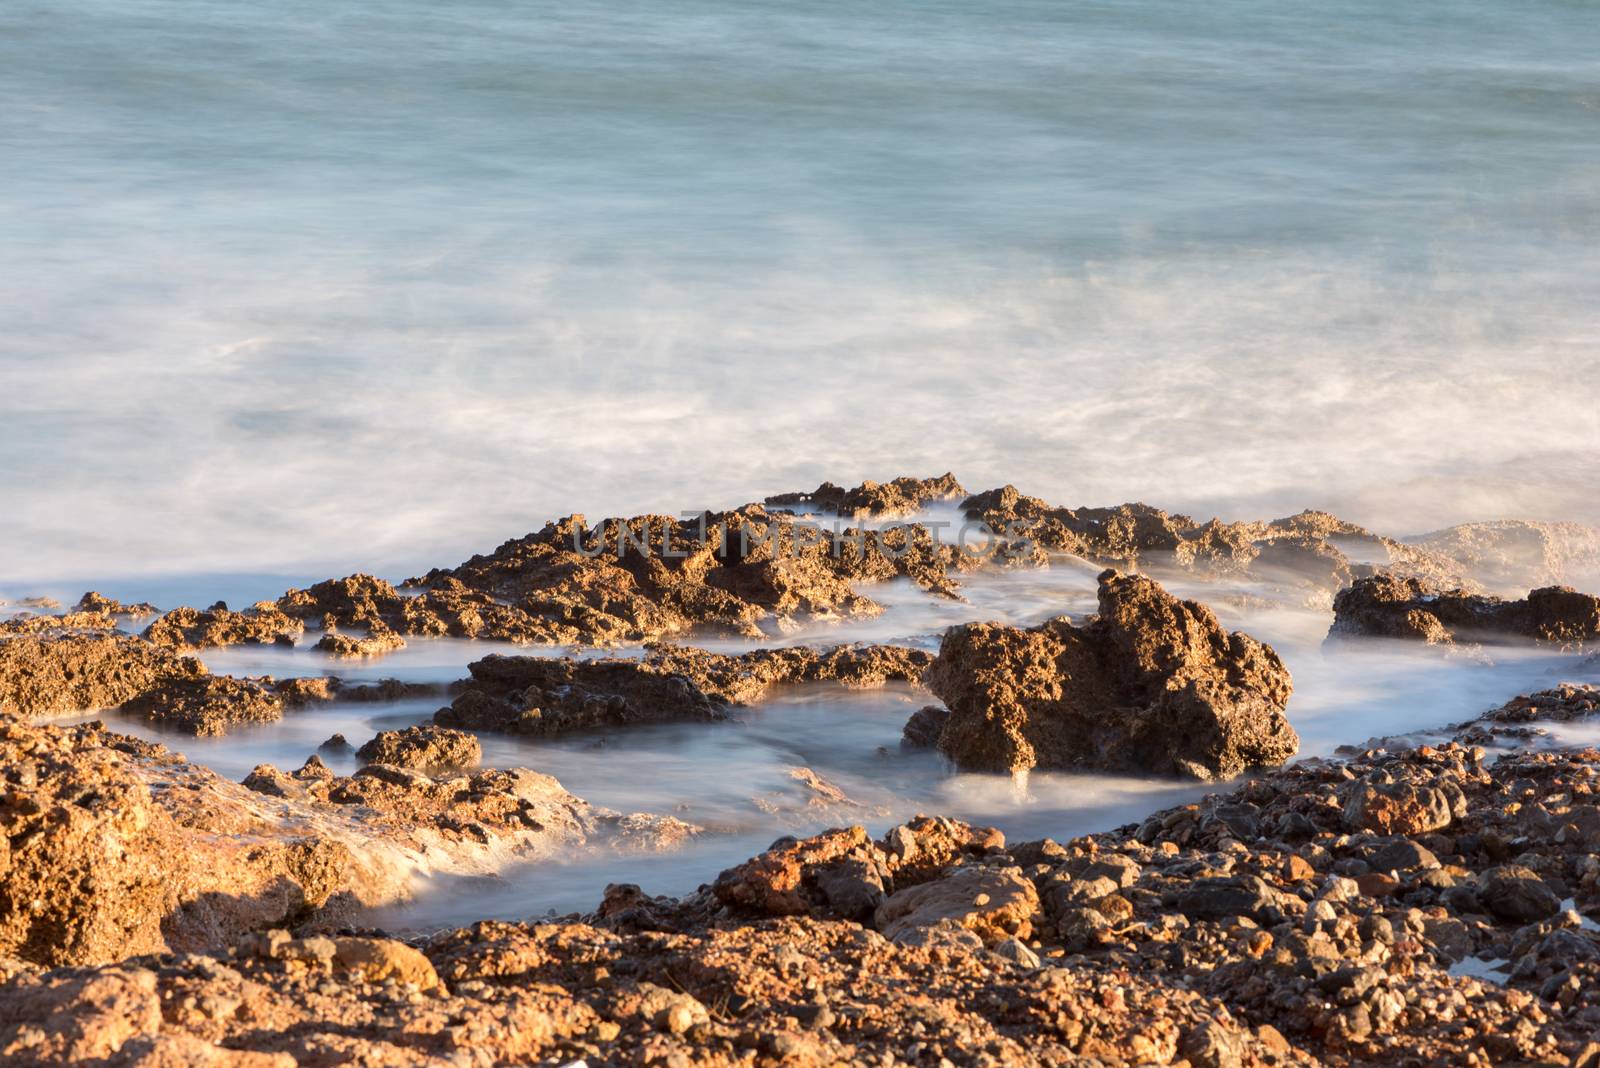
[436,642,931,737]
[0,718,394,968]
[142,602,304,651]
[239,755,693,855]
[1329,572,1600,649]
[121,674,285,737]
[922,569,1297,779]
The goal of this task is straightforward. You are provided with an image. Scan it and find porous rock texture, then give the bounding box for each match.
[0,711,693,972]
[0,632,202,718]
[410,505,969,647]
[1328,572,1600,649]
[239,755,695,856]
[11,726,1600,1065]
[765,472,968,518]
[436,643,931,737]
[958,485,1471,596]
[922,569,1297,779]
[355,725,483,773]
[0,717,392,968]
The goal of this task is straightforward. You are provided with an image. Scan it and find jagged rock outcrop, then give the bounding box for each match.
[921,569,1297,779]
[0,632,201,718]
[240,755,695,854]
[410,506,966,647]
[121,674,284,736]
[959,486,1469,595]
[711,816,1005,921]
[765,473,967,518]
[436,643,932,736]
[0,719,392,967]
[142,602,304,651]
[1406,519,1600,595]
[1328,573,1600,648]
[640,642,932,704]
[355,725,482,773]
[10,717,1600,1065]
[71,592,158,618]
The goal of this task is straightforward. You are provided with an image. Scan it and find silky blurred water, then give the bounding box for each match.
[3,0,1600,586]
[62,562,1598,927]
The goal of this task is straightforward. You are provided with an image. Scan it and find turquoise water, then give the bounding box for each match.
[3,0,1599,583]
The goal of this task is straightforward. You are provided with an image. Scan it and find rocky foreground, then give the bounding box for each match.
[6,477,1600,1066]
[7,695,1600,1066]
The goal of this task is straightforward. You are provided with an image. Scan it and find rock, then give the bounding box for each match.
[959,489,1466,594]
[0,633,201,718]
[642,642,932,705]
[923,569,1297,779]
[355,725,482,773]
[1342,779,1459,835]
[0,967,162,1063]
[438,643,930,738]
[0,718,384,967]
[1175,876,1279,922]
[318,733,352,753]
[765,473,967,519]
[1406,520,1600,595]
[712,817,1002,919]
[332,937,442,991]
[991,937,1041,969]
[874,866,1038,945]
[409,506,966,646]
[1478,866,1562,923]
[636,984,709,1034]
[142,603,302,651]
[121,675,283,736]
[900,705,950,749]
[314,626,407,658]
[1329,572,1600,649]
[1366,838,1441,873]
[1181,1019,1246,1068]
[436,654,732,737]
[72,593,158,618]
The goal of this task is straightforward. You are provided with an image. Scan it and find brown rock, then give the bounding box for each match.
[121,675,284,736]
[0,633,200,718]
[332,937,442,991]
[142,603,303,651]
[355,725,482,773]
[874,865,1039,944]
[765,473,967,518]
[923,569,1296,779]
[1329,572,1600,649]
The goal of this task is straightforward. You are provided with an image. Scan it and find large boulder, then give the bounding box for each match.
[921,569,1296,779]
[1328,573,1600,648]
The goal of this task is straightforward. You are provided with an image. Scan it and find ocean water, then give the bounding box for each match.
[4,0,1600,587]
[63,563,1597,925]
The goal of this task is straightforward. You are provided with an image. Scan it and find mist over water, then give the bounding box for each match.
[3,0,1600,585]
[69,563,1600,926]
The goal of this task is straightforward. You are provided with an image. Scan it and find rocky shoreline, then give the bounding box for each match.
[4,476,1600,1066]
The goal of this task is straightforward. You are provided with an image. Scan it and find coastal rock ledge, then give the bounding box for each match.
[920,569,1297,779]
